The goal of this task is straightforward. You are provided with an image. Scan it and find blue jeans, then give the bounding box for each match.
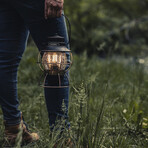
[0,0,69,127]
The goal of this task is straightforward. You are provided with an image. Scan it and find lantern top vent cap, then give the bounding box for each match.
[48,35,65,43]
[44,46,71,52]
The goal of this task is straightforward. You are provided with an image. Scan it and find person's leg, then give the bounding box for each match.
[0,0,29,125]
[0,2,39,146]
[8,0,70,128]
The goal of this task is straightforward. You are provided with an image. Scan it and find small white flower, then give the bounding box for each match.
[139,59,145,64]
[123,109,127,113]
[143,118,148,121]
[142,122,148,126]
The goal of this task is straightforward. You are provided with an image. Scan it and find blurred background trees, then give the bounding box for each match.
[63,0,148,57]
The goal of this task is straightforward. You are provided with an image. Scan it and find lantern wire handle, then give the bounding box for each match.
[62,14,71,47]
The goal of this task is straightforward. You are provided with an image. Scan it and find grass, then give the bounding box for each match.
[0,45,148,148]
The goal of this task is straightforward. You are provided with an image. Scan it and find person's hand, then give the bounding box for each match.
[45,0,64,19]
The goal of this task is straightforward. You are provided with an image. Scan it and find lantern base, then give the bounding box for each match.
[39,72,69,88]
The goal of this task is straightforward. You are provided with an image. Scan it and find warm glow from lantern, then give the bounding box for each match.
[52,54,58,63]
[47,53,62,69]
[42,52,68,73]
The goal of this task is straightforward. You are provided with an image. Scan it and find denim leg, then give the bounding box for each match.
[0,1,29,124]
[10,0,70,127]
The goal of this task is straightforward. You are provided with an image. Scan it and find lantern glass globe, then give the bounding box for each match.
[42,52,68,72]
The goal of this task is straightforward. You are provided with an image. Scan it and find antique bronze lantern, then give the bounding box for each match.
[38,35,72,88]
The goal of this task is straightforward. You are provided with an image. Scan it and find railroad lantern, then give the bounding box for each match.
[38,35,72,88]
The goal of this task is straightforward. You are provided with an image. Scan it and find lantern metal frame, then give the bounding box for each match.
[37,14,72,88]
[37,49,73,88]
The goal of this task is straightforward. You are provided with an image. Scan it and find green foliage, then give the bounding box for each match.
[122,100,148,134]
[64,0,148,56]
[0,46,148,147]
